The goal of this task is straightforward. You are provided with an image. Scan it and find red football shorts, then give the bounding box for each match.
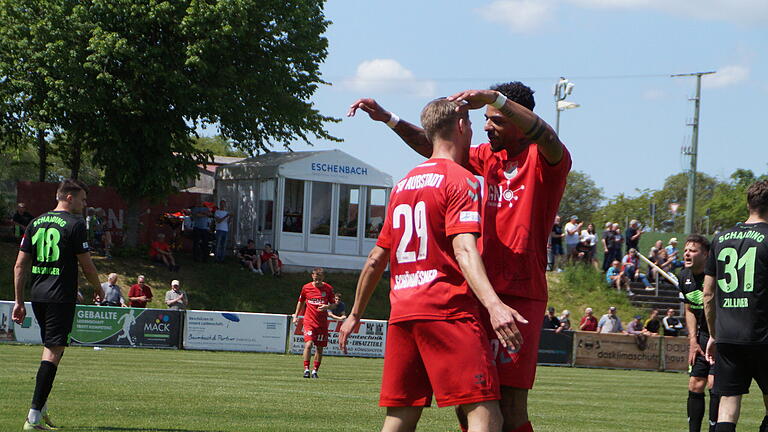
[478,296,546,389]
[303,323,329,348]
[380,317,499,408]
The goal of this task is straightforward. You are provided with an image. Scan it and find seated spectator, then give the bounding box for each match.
[643,309,662,335]
[238,240,261,274]
[597,306,624,333]
[606,260,631,295]
[650,248,675,281]
[662,308,684,337]
[579,307,598,331]
[165,280,188,310]
[128,275,153,308]
[626,315,644,335]
[648,239,664,261]
[559,309,571,330]
[328,293,346,320]
[621,248,652,290]
[665,238,684,271]
[98,273,127,307]
[258,243,282,277]
[149,233,179,271]
[542,306,563,333]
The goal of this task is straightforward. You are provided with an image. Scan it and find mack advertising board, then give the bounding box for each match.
[290,317,387,358]
[184,310,288,353]
[69,306,182,348]
[0,301,42,344]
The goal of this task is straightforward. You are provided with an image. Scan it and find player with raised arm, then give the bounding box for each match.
[677,234,719,432]
[292,268,335,379]
[340,98,526,432]
[703,180,768,432]
[348,83,570,432]
[13,179,105,431]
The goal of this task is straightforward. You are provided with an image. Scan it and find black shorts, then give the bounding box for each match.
[690,332,716,378]
[32,302,76,348]
[714,343,768,396]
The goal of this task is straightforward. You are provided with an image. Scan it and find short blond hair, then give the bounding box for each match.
[420,98,467,142]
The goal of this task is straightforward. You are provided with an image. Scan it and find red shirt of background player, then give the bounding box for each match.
[376,158,482,323]
[298,282,335,330]
[467,143,571,300]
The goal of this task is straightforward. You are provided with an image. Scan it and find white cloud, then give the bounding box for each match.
[566,0,768,25]
[642,89,666,100]
[703,65,750,89]
[342,59,436,97]
[476,0,554,33]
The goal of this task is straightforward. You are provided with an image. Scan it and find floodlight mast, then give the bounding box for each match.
[553,77,578,135]
[671,71,716,234]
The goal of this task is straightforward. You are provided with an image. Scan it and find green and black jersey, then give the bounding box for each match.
[19,210,89,304]
[678,267,708,335]
[705,222,768,344]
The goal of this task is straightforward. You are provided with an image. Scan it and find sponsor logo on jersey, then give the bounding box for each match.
[460,211,480,222]
[393,269,438,290]
[487,182,526,208]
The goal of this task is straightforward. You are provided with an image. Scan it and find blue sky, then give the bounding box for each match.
[245,1,767,199]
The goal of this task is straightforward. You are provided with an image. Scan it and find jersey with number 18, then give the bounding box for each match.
[705,222,768,344]
[19,211,89,304]
[376,158,483,324]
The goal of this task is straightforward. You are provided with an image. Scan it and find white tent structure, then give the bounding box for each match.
[215,150,393,270]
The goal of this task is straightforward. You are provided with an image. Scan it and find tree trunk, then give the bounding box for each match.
[70,138,82,179]
[123,199,141,247]
[37,129,47,182]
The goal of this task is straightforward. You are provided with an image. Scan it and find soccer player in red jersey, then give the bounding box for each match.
[292,268,335,379]
[340,98,526,432]
[348,83,571,432]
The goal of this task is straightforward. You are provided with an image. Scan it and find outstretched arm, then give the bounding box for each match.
[347,98,433,158]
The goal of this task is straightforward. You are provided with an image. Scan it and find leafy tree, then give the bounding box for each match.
[592,189,654,230]
[193,136,247,158]
[0,0,338,245]
[558,171,604,224]
[653,172,718,232]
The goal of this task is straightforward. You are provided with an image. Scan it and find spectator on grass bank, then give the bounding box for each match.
[328,293,347,320]
[643,309,662,335]
[165,280,188,310]
[258,243,282,277]
[662,308,684,337]
[559,309,571,330]
[128,275,153,308]
[99,273,127,307]
[564,215,583,258]
[621,248,653,290]
[550,215,565,270]
[597,306,624,333]
[579,223,598,265]
[606,260,630,295]
[665,238,684,271]
[651,248,674,280]
[191,200,211,262]
[542,306,563,333]
[626,315,644,335]
[609,223,624,263]
[579,307,598,331]
[149,233,179,271]
[648,240,664,261]
[601,222,614,271]
[12,202,33,240]
[213,199,231,263]
[625,220,643,252]
[238,240,262,274]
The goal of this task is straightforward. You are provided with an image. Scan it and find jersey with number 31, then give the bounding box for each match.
[376,159,482,324]
[705,222,768,344]
[20,211,89,304]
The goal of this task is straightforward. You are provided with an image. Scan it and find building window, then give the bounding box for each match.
[310,181,332,235]
[283,179,304,233]
[338,185,360,237]
[366,187,387,238]
[259,179,275,232]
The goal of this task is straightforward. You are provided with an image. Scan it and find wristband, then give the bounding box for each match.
[490,92,507,109]
[386,113,400,129]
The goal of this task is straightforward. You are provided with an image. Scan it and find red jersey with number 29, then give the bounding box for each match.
[299,282,335,329]
[376,158,482,324]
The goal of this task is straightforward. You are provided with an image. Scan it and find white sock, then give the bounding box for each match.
[28,409,41,424]
[304,368,309,372]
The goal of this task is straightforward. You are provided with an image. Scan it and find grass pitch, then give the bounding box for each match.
[1,345,766,431]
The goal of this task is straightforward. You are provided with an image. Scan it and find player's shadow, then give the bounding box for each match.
[76,427,225,432]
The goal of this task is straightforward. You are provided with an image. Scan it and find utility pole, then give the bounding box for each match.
[672,71,715,234]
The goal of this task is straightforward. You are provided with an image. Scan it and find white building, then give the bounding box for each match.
[215,150,393,271]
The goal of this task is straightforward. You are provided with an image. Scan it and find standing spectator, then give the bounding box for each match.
[237,240,261,274]
[99,273,126,307]
[580,223,598,266]
[621,248,653,290]
[149,233,179,271]
[579,307,598,331]
[564,215,583,260]
[542,306,563,333]
[550,215,565,271]
[662,308,684,337]
[610,223,624,265]
[601,222,614,271]
[559,309,571,330]
[95,208,113,259]
[665,238,684,271]
[293,268,335,378]
[12,202,33,240]
[165,280,188,310]
[213,200,230,263]
[625,220,643,252]
[643,309,662,335]
[626,315,645,335]
[328,293,346,320]
[190,201,211,262]
[606,260,630,295]
[258,243,282,276]
[128,275,153,308]
[598,306,624,334]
